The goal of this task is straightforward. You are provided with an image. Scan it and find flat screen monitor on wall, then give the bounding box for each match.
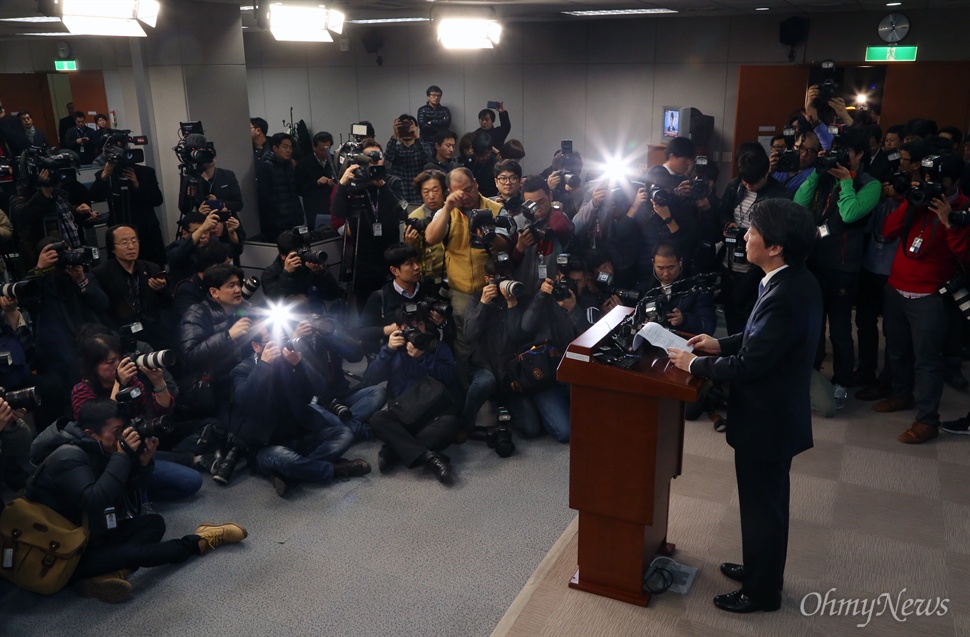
[662,106,715,146]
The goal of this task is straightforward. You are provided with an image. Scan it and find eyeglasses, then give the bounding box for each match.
[798,146,819,155]
[116,238,139,247]
[428,93,442,98]
[496,176,519,184]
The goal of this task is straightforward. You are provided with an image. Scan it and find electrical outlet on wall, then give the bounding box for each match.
[722,151,733,164]
[339,37,350,52]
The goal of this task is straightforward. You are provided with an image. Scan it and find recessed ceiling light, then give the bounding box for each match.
[347,17,431,24]
[18,32,83,36]
[885,2,901,5]
[0,16,62,23]
[239,5,255,10]
[562,8,678,16]
[755,7,770,10]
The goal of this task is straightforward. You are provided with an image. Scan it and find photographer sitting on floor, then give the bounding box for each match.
[27,399,246,604]
[229,324,370,497]
[363,305,461,484]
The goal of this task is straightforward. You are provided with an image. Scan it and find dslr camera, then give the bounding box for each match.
[554,140,583,190]
[0,385,41,411]
[648,185,671,207]
[405,216,433,234]
[724,227,747,264]
[690,156,711,200]
[519,200,553,243]
[907,155,946,207]
[0,278,40,300]
[48,241,99,267]
[815,147,850,172]
[776,128,801,173]
[469,209,517,254]
[814,60,840,106]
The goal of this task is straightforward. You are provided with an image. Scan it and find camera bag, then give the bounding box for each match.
[387,376,452,426]
[0,497,89,594]
[505,341,562,395]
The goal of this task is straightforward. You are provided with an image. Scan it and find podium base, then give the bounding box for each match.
[569,569,650,607]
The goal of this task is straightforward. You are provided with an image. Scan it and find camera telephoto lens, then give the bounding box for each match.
[328,399,353,422]
[132,350,177,370]
[241,276,261,301]
[493,424,515,458]
[212,444,244,486]
[0,386,41,411]
[133,415,175,439]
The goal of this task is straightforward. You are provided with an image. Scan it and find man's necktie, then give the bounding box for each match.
[758,281,765,296]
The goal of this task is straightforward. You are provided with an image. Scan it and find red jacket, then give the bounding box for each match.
[883,193,970,294]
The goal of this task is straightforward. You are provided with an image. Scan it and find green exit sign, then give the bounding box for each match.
[865,46,918,62]
[54,60,78,71]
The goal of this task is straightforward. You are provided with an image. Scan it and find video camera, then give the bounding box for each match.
[101,131,148,170]
[19,146,79,187]
[346,150,386,191]
[776,128,801,173]
[173,121,216,180]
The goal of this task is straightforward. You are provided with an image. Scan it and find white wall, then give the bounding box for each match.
[244,9,970,179]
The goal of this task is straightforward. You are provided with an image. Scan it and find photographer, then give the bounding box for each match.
[363,306,461,483]
[173,242,231,317]
[331,139,407,311]
[573,182,649,290]
[229,326,370,497]
[542,149,584,218]
[92,225,174,351]
[473,103,511,151]
[69,328,203,501]
[511,176,576,296]
[90,134,166,266]
[166,211,219,286]
[491,158,523,214]
[261,228,343,308]
[646,137,695,191]
[10,166,92,271]
[417,86,452,150]
[423,167,506,339]
[295,131,337,226]
[644,243,717,336]
[386,114,429,206]
[795,128,880,406]
[27,398,246,603]
[717,143,792,334]
[404,170,446,279]
[358,243,452,356]
[770,131,821,194]
[256,133,304,241]
[877,153,970,444]
[176,140,244,217]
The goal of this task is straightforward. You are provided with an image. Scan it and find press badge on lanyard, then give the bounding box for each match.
[909,236,923,255]
[105,507,117,530]
[817,222,831,239]
[372,223,383,237]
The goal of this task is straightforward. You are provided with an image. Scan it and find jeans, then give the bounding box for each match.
[313,385,386,440]
[531,383,571,443]
[74,514,199,580]
[462,367,496,428]
[148,460,203,502]
[883,287,947,426]
[255,424,354,484]
[812,267,859,387]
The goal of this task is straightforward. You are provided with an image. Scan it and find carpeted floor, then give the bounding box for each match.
[493,378,970,637]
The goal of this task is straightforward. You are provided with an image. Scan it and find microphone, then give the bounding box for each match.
[351,153,374,165]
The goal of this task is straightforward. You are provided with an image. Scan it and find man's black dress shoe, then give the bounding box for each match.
[424,451,453,484]
[719,562,745,582]
[713,589,781,613]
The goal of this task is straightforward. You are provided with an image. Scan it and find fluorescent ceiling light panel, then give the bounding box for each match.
[0,16,62,23]
[19,32,84,36]
[62,0,136,19]
[348,17,430,24]
[62,16,147,36]
[437,19,501,49]
[326,8,345,34]
[269,4,334,42]
[137,0,160,28]
[562,8,678,16]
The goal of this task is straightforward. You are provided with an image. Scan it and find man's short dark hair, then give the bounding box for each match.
[413,170,446,193]
[939,126,963,147]
[180,211,208,230]
[203,264,243,292]
[770,134,786,145]
[737,143,770,184]
[937,154,965,183]
[749,199,817,265]
[901,140,928,164]
[521,175,549,197]
[250,117,268,136]
[652,242,680,260]
[905,118,938,140]
[73,111,85,120]
[384,243,418,270]
[494,159,522,179]
[886,124,905,138]
[838,127,869,156]
[312,131,333,145]
[276,230,303,256]
[665,137,696,160]
[361,138,382,153]
[472,132,492,155]
[195,242,231,273]
[270,133,294,149]
[427,85,442,96]
[478,109,496,123]
[434,129,456,146]
[585,249,611,273]
[78,398,121,435]
[19,111,31,119]
[95,113,108,123]
[500,139,525,161]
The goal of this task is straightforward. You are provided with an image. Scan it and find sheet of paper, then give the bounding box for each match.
[632,321,693,353]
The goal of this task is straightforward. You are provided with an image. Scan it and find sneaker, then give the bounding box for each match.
[195,522,248,554]
[897,421,939,444]
[196,450,221,475]
[833,384,848,410]
[74,573,132,603]
[941,417,970,435]
[873,396,914,413]
[333,458,372,479]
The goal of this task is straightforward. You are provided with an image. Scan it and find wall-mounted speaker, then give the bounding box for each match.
[779,17,809,47]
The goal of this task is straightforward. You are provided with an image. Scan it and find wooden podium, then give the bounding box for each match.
[557,306,703,607]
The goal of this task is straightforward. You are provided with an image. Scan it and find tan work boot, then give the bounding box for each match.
[74,572,132,603]
[195,522,248,554]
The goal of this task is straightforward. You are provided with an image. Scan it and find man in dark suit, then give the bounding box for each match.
[58,101,75,146]
[295,131,337,228]
[668,198,821,614]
